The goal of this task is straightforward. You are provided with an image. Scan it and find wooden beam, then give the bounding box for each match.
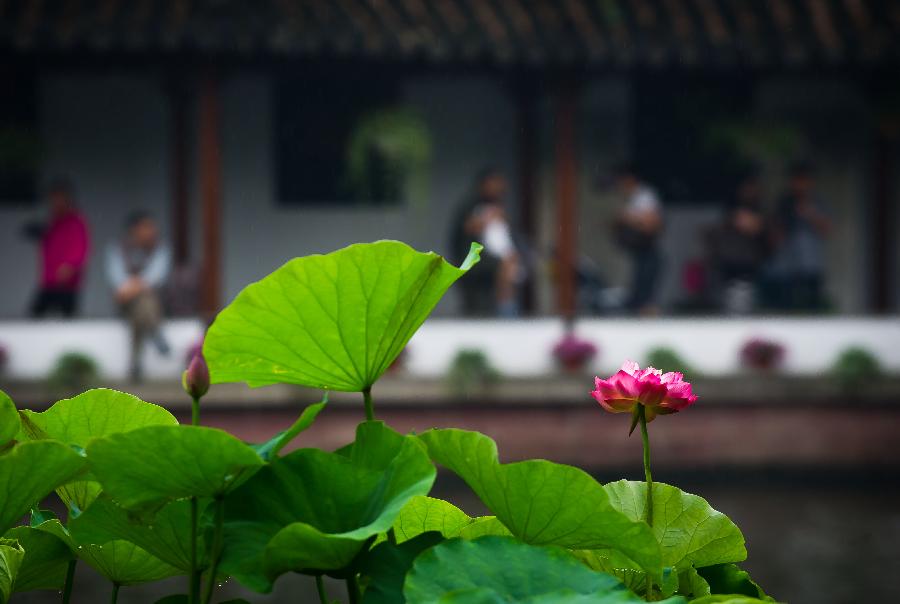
[554,82,578,320]
[198,72,222,316]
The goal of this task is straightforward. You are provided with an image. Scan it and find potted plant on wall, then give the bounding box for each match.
[552,333,599,374]
[831,346,882,391]
[740,337,786,372]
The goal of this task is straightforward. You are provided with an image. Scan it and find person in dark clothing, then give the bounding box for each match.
[450,168,522,317]
[767,161,832,311]
[713,171,770,314]
[612,164,664,315]
[26,178,91,318]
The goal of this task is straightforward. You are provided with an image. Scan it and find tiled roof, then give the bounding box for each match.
[2,0,899,67]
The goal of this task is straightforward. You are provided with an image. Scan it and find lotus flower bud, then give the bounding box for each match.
[182,353,210,399]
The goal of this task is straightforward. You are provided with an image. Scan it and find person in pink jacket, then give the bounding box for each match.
[28,178,91,317]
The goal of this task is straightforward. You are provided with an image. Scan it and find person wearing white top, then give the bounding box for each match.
[106,212,172,381]
[451,169,522,317]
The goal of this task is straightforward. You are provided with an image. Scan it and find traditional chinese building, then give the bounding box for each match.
[0,0,898,318]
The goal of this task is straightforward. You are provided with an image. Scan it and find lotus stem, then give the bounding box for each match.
[637,405,653,527]
[190,394,202,604]
[315,575,328,604]
[202,498,226,604]
[109,583,120,604]
[346,574,361,604]
[362,387,375,421]
[190,496,200,603]
[61,559,76,604]
[637,405,654,599]
[191,395,201,426]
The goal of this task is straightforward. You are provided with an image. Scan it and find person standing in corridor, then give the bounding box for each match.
[28,178,91,318]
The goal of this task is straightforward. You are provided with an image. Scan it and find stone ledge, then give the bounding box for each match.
[4,374,900,410]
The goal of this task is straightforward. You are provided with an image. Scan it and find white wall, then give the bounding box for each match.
[3,317,899,380]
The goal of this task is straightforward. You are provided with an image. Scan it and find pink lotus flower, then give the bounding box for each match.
[591,360,698,423]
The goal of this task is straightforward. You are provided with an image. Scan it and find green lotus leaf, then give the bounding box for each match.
[78,540,179,585]
[573,550,682,599]
[0,441,85,534]
[456,517,512,540]
[204,240,482,392]
[394,497,474,543]
[0,391,18,447]
[404,536,684,604]
[250,399,327,461]
[18,388,177,511]
[18,389,177,444]
[360,532,444,604]
[0,539,24,603]
[4,520,74,592]
[690,597,775,604]
[418,429,661,577]
[69,496,205,572]
[697,564,772,600]
[86,425,264,513]
[603,481,747,571]
[219,421,435,592]
[393,497,511,544]
[155,597,251,604]
[677,566,711,599]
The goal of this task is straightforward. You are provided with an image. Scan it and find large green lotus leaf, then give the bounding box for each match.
[696,564,772,600]
[0,441,85,534]
[0,539,23,604]
[603,481,746,571]
[5,521,74,592]
[404,536,684,604]
[204,240,482,392]
[78,540,179,585]
[0,392,18,447]
[219,421,435,592]
[360,532,444,604]
[418,429,661,577]
[69,496,204,572]
[87,425,264,512]
[19,388,177,511]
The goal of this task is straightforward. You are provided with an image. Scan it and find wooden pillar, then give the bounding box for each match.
[169,79,190,267]
[198,72,222,316]
[516,87,538,314]
[554,83,578,320]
